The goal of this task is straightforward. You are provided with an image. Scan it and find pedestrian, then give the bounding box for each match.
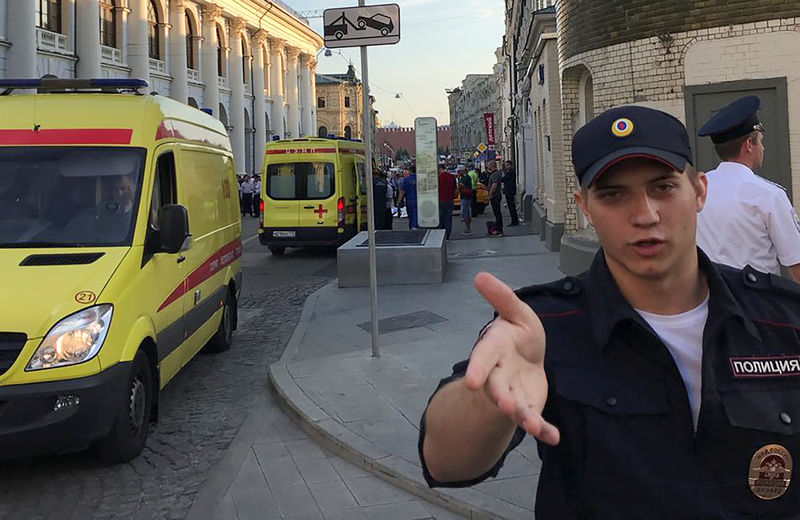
[487,161,503,236]
[384,176,394,230]
[437,164,457,239]
[240,175,255,217]
[457,166,473,235]
[397,164,418,229]
[696,96,800,282]
[502,160,520,226]
[372,167,387,231]
[252,175,261,218]
[467,163,480,217]
[419,105,800,519]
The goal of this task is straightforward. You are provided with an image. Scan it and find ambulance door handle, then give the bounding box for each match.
[176,255,186,263]
[303,205,315,209]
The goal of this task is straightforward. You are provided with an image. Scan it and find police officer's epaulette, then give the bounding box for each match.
[741,265,800,301]
[756,174,789,194]
[514,276,582,300]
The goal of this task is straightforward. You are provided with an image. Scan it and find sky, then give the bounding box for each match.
[288,0,506,127]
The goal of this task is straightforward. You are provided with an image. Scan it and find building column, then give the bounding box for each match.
[168,0,188,103]
[200,3,222,115]
[6,0,36,77]
[76,0,101,77]
[285,46,300,138]
[252,29,268,158]
[229,18,246,175]
[299,53,314,137]
[309,58,317,135]
[116,1,130,53]
[127,0,150,84]
[268,37,285,139]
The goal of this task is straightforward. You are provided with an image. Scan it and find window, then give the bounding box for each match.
[99,1,116,47]
[318,126,328,138]
[266,162,335,200]
[242,40,249,84]
[318,97,326,109]
[0,147,145,247]
[344,126,352,139]
[149,153,177,230]
[344,96,351,108]
[147,0,159,59]
[185,11,195,69]
[216,25,225,77]
[36,0,61,33]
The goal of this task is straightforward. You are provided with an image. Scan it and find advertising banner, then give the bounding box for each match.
[484,113,495,146]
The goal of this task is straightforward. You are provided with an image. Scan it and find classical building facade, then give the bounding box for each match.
[504,0,800,272]
[0,0,322,175]
[447,73,502,158]
[315,64,370,140]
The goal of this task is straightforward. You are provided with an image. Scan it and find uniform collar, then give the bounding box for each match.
[580,248,761,351]
[715,161,755,177]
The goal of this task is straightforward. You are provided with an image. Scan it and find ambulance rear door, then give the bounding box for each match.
[263,160,301,231]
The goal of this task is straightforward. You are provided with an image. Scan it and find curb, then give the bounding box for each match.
[268,282,527,520]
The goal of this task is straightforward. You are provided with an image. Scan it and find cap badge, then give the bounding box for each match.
[611,118,634,138]
[749,444,793,500]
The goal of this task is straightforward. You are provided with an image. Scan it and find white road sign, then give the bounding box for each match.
[323,4,400,48]
[415,117,439,228]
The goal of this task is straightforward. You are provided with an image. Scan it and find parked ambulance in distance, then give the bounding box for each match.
[259,137,368,255]
[0,78,242,462]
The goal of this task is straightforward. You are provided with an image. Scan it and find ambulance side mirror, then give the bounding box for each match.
[158,204,191,254]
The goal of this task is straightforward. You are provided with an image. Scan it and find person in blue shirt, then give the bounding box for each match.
[397,164,418,229]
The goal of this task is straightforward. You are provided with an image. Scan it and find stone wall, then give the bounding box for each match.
[558,0,800,60]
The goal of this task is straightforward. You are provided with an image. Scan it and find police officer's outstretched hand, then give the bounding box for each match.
[465,272,560,446]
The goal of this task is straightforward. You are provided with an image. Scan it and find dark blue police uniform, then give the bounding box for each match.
[418,105,800,518]
[420,250,800,518]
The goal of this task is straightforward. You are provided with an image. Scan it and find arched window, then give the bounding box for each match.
[216,25,225,77]
[344,126,352,139]
[36,0,62,33]
[147,0,159,60]
[318,126,328,138]
[185,11,195,69]
[99,1,116,47]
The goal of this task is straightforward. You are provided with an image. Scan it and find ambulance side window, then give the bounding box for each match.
[149,153,177,229]
[144,152,177,261]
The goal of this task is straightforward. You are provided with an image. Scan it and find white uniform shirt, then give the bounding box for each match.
[241,179,255,194]
[697,161,800,275]
[636,294,709,429]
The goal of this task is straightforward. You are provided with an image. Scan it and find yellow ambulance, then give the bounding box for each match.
[259,138,367,255]
[0,78,242,462]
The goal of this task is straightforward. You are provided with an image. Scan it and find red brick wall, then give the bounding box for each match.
[376,126,452,158]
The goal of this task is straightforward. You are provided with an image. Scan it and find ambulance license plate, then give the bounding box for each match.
[273,231,296,238]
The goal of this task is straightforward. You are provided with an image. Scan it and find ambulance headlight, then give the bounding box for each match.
[27,305,113,370]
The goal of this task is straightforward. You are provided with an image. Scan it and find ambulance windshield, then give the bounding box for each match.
[0,147,146,247]
[266,162,335,200]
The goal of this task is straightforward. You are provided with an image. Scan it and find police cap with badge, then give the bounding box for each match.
[698,95,764,144]
[572,105,694,188]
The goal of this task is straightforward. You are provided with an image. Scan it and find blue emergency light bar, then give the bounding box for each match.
[0,78,149,94]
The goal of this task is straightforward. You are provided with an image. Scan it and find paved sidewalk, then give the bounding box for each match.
[270,233,564,519]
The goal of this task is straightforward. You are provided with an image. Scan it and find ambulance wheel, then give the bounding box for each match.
[207,289,235,353]
[269,245,285,256]
[98,351,153,463]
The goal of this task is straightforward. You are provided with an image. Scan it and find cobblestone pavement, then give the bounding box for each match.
[0,219,334,520]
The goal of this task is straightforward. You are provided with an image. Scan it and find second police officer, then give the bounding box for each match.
[696,96,800,282]
[419,105,800,519]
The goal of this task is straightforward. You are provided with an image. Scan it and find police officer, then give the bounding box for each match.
[419,105,800,518]
[697,96,800,282]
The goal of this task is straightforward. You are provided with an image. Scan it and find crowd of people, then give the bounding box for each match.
[373,159,519,239]
[237,174,261,218]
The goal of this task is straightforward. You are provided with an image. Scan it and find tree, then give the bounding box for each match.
[395,148,411,162]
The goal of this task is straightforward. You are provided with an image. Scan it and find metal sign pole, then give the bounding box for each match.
[360,0,380,358]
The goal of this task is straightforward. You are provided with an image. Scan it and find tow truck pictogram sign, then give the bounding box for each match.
[323,4,400,49]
